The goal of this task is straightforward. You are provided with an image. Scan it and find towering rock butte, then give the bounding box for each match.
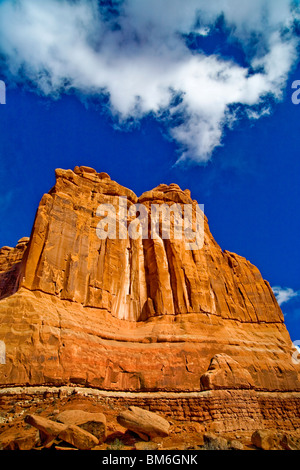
[1,166,300,432]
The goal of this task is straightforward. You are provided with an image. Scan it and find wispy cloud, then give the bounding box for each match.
[272,286,300,307]
[0,0,299,163]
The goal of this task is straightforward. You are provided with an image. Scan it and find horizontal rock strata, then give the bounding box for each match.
[1,386,300,434]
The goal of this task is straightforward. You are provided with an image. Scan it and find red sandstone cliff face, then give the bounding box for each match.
[9,166,283,323]
[0,237,29,300]
[0,166,298,393]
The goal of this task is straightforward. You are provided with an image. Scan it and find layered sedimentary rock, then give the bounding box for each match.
[0,166,299,405]
[0,237,29,299]
[2,166,283,323]
[200,354,255,391]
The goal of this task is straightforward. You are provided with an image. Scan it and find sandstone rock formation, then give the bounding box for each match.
[203,432,230,450]
[56,409,106,442]
[25,414,99,450]
[117,406,170,440]
[0,425,40,451]
[250,429,300,451]
[0,237,29,299]
[200,354,255,391]
[0,166,300,434]
[8,167,284,324]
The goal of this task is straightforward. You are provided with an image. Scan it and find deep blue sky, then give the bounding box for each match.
[0,0,299,342]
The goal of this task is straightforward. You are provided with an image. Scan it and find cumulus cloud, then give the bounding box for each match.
[272,286,300,306]
[0,0,299,163]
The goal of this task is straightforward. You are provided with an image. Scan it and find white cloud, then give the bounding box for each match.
[272,286,300,307]
[0,0,299,163]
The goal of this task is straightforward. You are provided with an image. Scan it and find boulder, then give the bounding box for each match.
[117,406,170,441]
[228,439,244,450]
[56,409,106,442]
[280,434,300,450]
[58,424,99,450]
[251,430,281,450]
[25,413,99,450]
[25,414,67,439]
[203,432,229,450]
[0,426,40,450]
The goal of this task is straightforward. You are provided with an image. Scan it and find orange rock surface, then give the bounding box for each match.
[0,166,299,400]
[0,237,29,299]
